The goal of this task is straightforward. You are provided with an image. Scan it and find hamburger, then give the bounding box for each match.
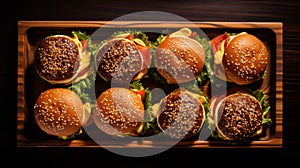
[211,32,269,85]
[153,27,206,84]
[93,87,146,137]
[151,88,207,139]
[34,88,91,138]
[208,88,272,141]
[34,32,93,85]
[95,31,151,84]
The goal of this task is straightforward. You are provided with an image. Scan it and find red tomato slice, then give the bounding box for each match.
[136,45,151,68]
[127,34,151,68]
[127,34,134,41]
[132,89,145,100]
[211,33,229,55]
[190,31,198,39]
[81,40,88,51]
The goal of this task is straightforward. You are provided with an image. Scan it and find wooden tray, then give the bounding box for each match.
[17,21,283,148]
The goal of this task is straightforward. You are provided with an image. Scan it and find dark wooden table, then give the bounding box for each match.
[2,0,300,166]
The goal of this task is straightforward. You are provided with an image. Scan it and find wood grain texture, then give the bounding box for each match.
[4,0,299,165]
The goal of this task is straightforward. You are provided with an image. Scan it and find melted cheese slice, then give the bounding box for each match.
[73,50,92,83]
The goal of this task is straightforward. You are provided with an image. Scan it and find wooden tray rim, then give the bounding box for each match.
[17,21,283,148]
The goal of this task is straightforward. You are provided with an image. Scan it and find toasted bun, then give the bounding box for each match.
[34,88,84,137]
[34,35,83,85]
[93,87,145,136]
[154,35,205,84]
[223,33,269,85]
[96,38,144,83]
[156,89,206,139]
[210,92,263,140]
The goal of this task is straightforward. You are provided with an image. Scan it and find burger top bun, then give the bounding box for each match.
[153,88,207,139]
[34,88,84,137]
[154,32,205,84]
[96,37,144,83]
[222,33,269,85]
[209,90,263,141]
[34,35,83,85]
[93,87,145,136]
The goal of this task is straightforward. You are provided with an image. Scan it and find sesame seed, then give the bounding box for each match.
[157,90,205,139]
[96,38,143,83]
[35,35,81,81]
[217,93,263,140]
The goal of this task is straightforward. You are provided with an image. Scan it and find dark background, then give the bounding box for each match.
[2,0,300,166]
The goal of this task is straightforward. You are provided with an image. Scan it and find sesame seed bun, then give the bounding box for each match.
[155,89,206,139]
[93,87,145,136]
[222,33,269,85]
[209,91,263,141]
[34,35,91,85]
[34,88,84,137]
[154,35,205,84]
[96,38,144,83]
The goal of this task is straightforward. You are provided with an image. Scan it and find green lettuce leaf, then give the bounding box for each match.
[249,89,272,124]
[68,30,97,109]
[194,35,214,85]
